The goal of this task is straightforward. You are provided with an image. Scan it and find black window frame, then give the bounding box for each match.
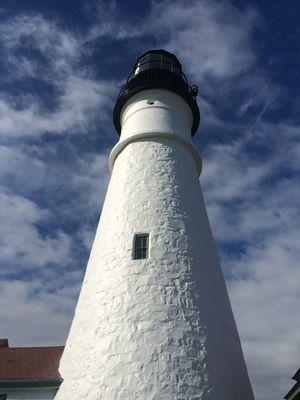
[133,234,149,260]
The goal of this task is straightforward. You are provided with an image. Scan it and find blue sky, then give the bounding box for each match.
[0,1,299,399]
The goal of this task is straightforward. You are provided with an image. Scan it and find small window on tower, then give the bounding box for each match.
[133,234,149,260]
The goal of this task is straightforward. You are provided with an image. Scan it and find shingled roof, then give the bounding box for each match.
[0,340,63,389]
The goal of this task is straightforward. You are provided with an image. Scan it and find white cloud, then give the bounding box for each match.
[0,4,113,351]
[0,145,109,346]
[0,278,80,346]
[0,14,116,138]
[0,145,47,191]
[0,76,114,138]
[228,224,300,400]
[88,0,259,81]
[200,119,300,400]
[86,0,143,41]
[68,152,110,219]
[149,0,259,80]
[0,189,72,271]
[0,141,110,253]
[0,14,79,79]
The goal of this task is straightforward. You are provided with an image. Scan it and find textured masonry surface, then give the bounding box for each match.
[55,137,254,400]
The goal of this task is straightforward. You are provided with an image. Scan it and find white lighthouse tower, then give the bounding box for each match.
[55,50,254,399]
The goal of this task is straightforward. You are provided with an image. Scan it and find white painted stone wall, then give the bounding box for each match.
[55,89,254,399]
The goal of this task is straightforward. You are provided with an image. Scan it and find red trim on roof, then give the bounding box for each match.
[0,346,64,380]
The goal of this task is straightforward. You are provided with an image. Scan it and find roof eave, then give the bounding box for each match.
[292,369,300,381]
[284,381,300,400]
[0,378,62,389]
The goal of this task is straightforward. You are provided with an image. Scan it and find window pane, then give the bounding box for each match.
[140,237,147,248]
[134,234,149,259]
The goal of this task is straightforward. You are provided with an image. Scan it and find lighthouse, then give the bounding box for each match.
[55,50,254,399]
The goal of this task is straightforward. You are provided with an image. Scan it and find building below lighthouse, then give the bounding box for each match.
[54,49,255,399]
